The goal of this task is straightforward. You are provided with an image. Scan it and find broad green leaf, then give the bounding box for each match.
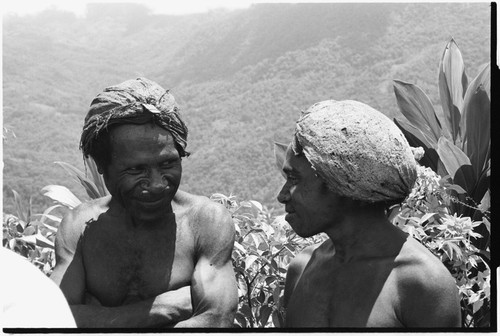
[55,161,103,200]
[438,38,467,143]
[12,189,28,224]
[274,142,288,178]
[393,80,442,145]
[394,118,439,172]
[461,63,490,150]
[259,306,272,327]
[84,156,109,197]
[42,185,82,209]
[436,137,471,179]
[463,85,490,178]
[471,162,490,205]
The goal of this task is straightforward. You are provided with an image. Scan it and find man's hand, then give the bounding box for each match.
[151,286,193,326]
[69,286,193,328]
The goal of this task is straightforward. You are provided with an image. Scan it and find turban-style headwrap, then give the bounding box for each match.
[80,77,189,158]
[293,100,417,204]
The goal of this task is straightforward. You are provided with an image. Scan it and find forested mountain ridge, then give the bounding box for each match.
[2,3,491,214]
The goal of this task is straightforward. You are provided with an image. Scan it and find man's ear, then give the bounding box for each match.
[274,142,288,178]
[85,156,110,197]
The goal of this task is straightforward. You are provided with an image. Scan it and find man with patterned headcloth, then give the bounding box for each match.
[51,78,237,328]
[277,100,461,328]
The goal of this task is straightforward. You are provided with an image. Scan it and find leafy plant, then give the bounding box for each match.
[211,193,325,328]
[390,165,490,327]
[3,157,108,276]
[3,190,60,276]
[393,38,490,231]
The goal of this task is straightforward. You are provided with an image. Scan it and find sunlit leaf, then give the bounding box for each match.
[55,161,105,200]
[446,184,467,194]
[9,238,17,250]
[84,156,109,197]
[249,200,263,213]
[12,189,28,225]
[438,38,467,143]
[245,255,259,270]
[393,80,442,145]
[41,185,82,209]
[437,136,471,179]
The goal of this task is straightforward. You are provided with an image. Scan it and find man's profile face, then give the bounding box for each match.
[277,144,343,237]
[102,123,182,223]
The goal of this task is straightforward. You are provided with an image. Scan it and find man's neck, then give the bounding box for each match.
[107,197,175,230]
[324,210,406,264]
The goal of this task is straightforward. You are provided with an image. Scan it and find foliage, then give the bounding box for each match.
[2,190,61,276]
[2,153,492,328]
[389,165,490,327]
[3,157,109,276]
[211,193,326,327]
[393,38,490,230]
[391,39,491,327]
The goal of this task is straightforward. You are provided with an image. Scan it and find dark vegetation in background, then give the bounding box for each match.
[2,2,491,214]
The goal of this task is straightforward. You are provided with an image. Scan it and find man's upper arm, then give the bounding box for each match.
[175,201,238,327]
[50,207,87,304]
[399,263,461,327]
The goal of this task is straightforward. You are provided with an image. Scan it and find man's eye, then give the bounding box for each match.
[126,167,143,174]
[287,175,299,185]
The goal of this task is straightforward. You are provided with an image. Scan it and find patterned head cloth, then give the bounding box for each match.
[293,100,417,204]
[80,77,189,159]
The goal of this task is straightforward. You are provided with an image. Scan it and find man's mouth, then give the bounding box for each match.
[135,197,165,207]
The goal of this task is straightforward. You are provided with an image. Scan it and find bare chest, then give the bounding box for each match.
[81,218,195,306]
[286,257,403,328]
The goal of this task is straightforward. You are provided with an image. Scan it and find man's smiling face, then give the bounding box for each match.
[277,144,344,238]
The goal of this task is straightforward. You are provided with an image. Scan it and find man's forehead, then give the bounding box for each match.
[284,144,311,173]
[110,123,174,142]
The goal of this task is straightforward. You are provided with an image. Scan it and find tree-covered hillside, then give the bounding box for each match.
[2,2,491,214]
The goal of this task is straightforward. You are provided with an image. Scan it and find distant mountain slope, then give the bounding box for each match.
[2,3,491,214]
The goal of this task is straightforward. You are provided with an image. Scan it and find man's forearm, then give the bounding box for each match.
[71,287,192,328]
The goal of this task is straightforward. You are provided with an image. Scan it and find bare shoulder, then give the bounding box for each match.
[395,236,456,287]
[61,196,110,230]
[57,196,111,249]
[173,190,234,253]
[394,236,461,327]
[173,190,233,227]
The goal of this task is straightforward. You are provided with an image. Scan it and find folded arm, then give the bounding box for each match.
[173,202,238,328]
[50,202,192,328]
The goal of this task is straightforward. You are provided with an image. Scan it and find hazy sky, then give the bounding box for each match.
[2,0,256,16]
[1,0,424,17]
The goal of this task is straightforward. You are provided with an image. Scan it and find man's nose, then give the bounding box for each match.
[277,184,290,204]
[147,169,169,192]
